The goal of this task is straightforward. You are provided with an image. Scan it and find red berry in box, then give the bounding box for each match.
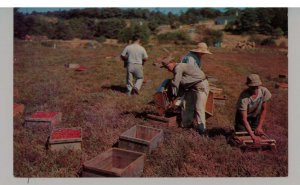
[31,112,58,119]
[51,129,81,140]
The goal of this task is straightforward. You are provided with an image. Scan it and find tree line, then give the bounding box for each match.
[14,8,287,42]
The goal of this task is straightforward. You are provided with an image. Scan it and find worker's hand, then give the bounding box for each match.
[252,135,261,145]
[168,100,177,109]
[254,127,265,136]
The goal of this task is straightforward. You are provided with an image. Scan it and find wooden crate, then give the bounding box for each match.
[230,131,276,151]
[119,125,164,153]
[48,127,82,151]
[214,95,227,106]
[145,114,178,127]
[24,112,62,130]
[205,91,214,118]
[209,86,223,96]
[82,148,145,177]
[153,91,170,116]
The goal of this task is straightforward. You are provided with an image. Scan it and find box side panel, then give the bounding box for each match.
[118,139,149,153]
[49,142,81,151]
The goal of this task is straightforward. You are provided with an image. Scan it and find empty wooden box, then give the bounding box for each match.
[82,148,145,177]
[119,125,164,153]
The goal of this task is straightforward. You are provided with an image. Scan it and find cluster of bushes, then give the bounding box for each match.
[118,22,151,44]
[203,29,223,47]
[14,8,287,44]
[224,8,287,36]
[14,8,235,42]
[248,34,282,47]
[157,31,192,44]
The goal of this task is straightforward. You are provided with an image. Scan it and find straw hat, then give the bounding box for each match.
[246,74,262,86]
[190,42,212,54]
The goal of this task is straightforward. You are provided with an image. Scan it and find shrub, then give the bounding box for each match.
[148,21,159,33]
[261,37,276,46]
[118,22,151,44]
[96,19,126,39]
[203,29,223,47]
[170,21,181,29]
[248,34,264,45]
[272,27,284,38]
[157,31,191,44]
[95,36,106,43]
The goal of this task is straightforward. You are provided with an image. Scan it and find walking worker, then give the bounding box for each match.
[235,74,272,144]
[181,42,212,69]
[121,35,148,96]
[160,57,209,135]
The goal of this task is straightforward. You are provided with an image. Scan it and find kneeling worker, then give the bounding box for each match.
[235,74,272,144]
[160,57,209,135]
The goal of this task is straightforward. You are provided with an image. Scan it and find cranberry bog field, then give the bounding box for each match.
[13,40,288,177]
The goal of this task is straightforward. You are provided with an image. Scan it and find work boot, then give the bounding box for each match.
[132,87,139,95]
[196,123,206,136]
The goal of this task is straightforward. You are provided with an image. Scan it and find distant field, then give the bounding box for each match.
[13,40,288,177]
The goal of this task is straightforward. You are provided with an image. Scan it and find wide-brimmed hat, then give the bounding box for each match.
[246,74,262,86]
[190,42,212,54]
[159,56,175,68]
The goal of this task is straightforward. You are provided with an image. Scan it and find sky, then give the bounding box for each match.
[17,7,226,15]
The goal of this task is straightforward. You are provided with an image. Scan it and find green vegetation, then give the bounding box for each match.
[14,8,288,43]
[203,29,224,47]
[157,31,191,44]
[225,8,288,36]
[118,22,151,43]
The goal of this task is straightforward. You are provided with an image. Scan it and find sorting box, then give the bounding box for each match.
[119,125,163,153]
[230,131,276,151]
[48,127,82,151]
[24,111,62,129]
[82,148,145,177]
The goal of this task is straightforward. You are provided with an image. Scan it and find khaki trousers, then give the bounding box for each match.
[181,80,209,128]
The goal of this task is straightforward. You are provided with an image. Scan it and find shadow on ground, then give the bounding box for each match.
[101,85,127,93]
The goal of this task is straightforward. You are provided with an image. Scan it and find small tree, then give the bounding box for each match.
[148,20,159,33]
[118,22,151,43]
[203,29,223,47]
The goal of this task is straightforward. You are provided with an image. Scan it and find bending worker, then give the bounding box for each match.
[235,74,272,144]
[160,57,209,135]
[121,35,148,96]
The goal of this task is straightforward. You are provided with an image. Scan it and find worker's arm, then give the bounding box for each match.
[171,66,182,97]
[142,58,148,65]
[142,47,148,65]
[120,55,128,62]
[241,110,261,144]
[255,102,267,136]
